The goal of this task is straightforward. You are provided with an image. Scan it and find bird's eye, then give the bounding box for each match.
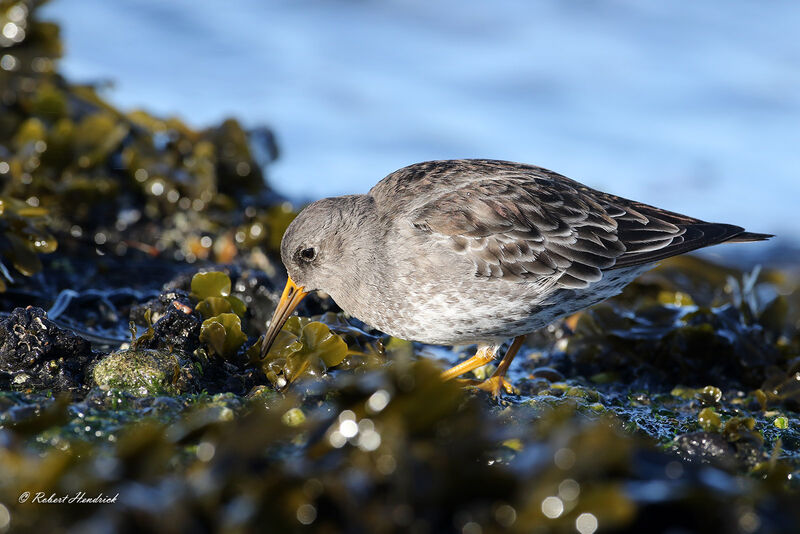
[299,247,317,262]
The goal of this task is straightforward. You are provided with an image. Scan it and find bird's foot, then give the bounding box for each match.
[474,376,518,397]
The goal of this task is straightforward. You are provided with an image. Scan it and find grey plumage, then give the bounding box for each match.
[276,159,771,346]
[373,159,769,289]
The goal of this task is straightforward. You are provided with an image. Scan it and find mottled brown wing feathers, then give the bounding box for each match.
[407,176,632,289]
[374,160,769,289]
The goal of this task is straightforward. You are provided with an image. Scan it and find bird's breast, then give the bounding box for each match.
[330,263,651,346]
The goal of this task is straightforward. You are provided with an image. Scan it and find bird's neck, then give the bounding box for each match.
[326,195,388,316]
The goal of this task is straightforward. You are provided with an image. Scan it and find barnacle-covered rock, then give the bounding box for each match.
[0,306,95,391]
[135,299,203,356]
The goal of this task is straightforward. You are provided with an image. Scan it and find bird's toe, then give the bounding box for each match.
[474,376,518,397]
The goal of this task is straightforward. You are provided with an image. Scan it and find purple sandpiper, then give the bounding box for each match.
[261,159,772,395]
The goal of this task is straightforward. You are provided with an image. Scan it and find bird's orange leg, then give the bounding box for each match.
[440,344,501,381]
[475,335,525,397]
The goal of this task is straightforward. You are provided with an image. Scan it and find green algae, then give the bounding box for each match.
[258,316,349,387]
[190,271,233,300]
[697,385,723,405]
[0,2,798,533]
[180,271,251,359]
[281,406,306,427]
[199,312,247,358]
[93,349,181,396]
[698,407,722,432]
[191,271,246,319]
[0,195,57,288]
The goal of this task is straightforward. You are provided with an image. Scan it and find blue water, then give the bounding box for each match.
[43,0,800,243]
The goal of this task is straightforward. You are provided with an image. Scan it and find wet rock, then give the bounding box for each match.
[0,2,799,532]
[133,395,185,418]
[129,289,193,326]
[138,300,202,356]
[516,376,552,396]
[564,299,784,391]
[0,307,96,392]
[671,431,735,466]
[530,366,565,382]
[93,349,183,396]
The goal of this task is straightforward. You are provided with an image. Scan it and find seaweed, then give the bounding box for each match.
[258,316,349,387]
[199,313,247,359]
[190,271,246,319]
[0,196,57,289]
[0,2,799,533]
[0,0,289,293]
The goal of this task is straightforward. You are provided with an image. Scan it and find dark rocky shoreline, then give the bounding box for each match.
[1,2,799,532]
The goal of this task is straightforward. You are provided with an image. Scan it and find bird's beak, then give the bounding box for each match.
[261,276,309,358]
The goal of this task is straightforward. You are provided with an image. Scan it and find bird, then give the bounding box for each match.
[260,159,772,396]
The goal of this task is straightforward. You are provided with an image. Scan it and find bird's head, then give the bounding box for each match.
[261,195,370,357]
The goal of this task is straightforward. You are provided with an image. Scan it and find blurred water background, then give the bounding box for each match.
[43,0,800,246]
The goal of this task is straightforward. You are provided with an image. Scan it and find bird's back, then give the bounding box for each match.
[370,159,770,288]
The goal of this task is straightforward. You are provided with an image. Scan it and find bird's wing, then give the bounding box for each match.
[377,160,753,289]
